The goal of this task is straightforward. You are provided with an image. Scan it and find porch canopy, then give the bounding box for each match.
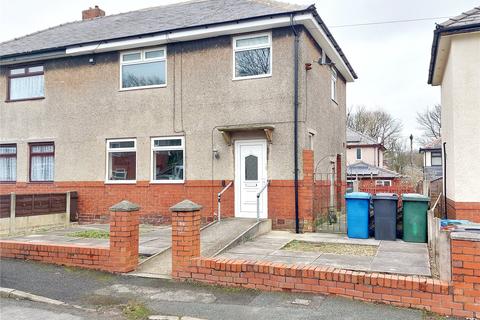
[217,124,275,146]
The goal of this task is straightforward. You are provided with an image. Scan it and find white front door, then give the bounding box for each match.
[235,140,268,218]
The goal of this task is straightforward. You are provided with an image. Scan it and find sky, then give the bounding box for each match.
[0,0,478,143]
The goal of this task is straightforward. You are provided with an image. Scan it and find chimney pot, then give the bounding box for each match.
[82,5,105,20]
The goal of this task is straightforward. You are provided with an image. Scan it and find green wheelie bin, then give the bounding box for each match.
[401,194,430,243]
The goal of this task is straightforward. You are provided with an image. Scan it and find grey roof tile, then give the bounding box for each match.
[439,6,480,29]
[346,128,379,145]
[347,161,399,178]
[0,0,308,57]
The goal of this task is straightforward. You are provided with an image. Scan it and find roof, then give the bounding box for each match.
[419,137,442,151]
[428,6,480,84]
[347,161,399,179]
[0,0,356,79]
[346,128,379,146]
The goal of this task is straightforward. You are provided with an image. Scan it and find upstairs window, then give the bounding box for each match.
[29,142,54,182]
[8,66,45,101]
[106,139,136,183]
[233,33,272,79]
[120,48,166,90]
[151,137,184,183]
[356,148,362,160]
[431,152,442,166]
[0,144,16,182]
[331,67,337,102]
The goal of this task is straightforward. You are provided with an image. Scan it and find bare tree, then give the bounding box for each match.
[416,104,441,143]
[347,105,403,151]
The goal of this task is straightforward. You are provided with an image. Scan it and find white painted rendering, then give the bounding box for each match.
[346,146,383,167]
[234,139,268,219]
[435,32,480,202]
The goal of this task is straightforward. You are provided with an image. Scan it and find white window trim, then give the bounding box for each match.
[232,32,272,81]
[119,47,167,91]
[331,67,337,103]
[375,180,392,187]
[150,136,185,184]
[105,138,137,184]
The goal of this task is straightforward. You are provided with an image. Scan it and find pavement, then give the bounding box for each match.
[0,259,429,320]
[217,231,431,276]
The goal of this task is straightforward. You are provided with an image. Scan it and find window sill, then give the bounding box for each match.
[150,180,185,184]
[104,180,137,185]
[0,181,17,184]
[5,97,45,103]
[233,74,272,81]
[119,84,167,92]
[28,181,54,184]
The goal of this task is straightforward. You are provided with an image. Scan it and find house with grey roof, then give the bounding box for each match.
[428,6,480,222]
[0,0,356,232]
[419,138,442,182]
[346,128,403,190]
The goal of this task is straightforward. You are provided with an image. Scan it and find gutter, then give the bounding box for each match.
[428,22,480,84]
[290,14,300,234]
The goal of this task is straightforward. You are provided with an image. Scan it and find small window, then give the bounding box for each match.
[375,180,392,187]
[29,142,54,182]
[106,139,136,182]
[431,152,442,166]
[0,144,16,182]
[120,48,166,90]
[8,65,45,101]
[151,137,184,183]
[356,148,362,160]
[331,67,337,102]
[233,33,272,79]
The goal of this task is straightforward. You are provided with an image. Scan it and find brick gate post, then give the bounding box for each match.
[170,199,202,278]
[108,200,140,273]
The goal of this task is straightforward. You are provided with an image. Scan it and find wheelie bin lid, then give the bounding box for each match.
[345,192,371,200]
[401,193,430,202]
[372,193,398,200]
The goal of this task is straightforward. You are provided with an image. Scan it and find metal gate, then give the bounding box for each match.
[313,172,346,233]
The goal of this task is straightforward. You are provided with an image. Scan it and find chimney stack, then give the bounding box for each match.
[82,5,105,20]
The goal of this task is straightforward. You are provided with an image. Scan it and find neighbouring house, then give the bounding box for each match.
[428,6,480,222]
[346,128,403,191]
[419,138,443,182]
[0,0,356,232]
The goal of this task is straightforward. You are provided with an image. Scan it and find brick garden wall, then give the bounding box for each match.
[172,208,480,318]
[0,209,139,273]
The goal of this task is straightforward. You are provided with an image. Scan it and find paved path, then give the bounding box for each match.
[2,224,171,257]
[218,231,431,276]
[0,259,427,320]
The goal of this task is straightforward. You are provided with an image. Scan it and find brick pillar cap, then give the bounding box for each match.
[109,200,140,212]
[170,199,202,212]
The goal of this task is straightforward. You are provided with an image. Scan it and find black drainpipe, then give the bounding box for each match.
[443,142,447,218]
[290,14,300,234]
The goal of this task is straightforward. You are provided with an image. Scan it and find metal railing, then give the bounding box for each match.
[256,180,270,221]
[217,181,233,222]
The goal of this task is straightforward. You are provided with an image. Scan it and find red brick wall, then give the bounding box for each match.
[450,239,480,318]
[170,204,480,318]
[358,178,415,194]
[447,198,480,222]
[0,209,139,273]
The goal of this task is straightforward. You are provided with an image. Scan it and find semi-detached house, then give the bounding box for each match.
[0,0,356,232]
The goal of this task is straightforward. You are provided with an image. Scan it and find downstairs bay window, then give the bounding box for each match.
[151,137,184,183]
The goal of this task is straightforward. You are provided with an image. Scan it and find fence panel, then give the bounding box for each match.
[15,193,67,218]
[0,195,10,219]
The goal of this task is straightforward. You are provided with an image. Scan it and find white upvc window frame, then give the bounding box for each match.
[150,136,185,184]
[119,47,167,91]
[375,180,392,187]
[105,138,137,184]
[331,67,337,102]
[232,32,272,81]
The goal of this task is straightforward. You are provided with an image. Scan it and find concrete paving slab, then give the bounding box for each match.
[312,254,374,271]
[269,250,322,259]
[262,255,316,265]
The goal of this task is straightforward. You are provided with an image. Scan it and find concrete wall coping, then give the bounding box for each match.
[170,199,202,212]
[450,231,480,242]
[109,200,140,212]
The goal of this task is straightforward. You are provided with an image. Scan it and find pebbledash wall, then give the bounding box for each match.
[1,27,347,231]
[1,150,326,232]
[172,208,480,318]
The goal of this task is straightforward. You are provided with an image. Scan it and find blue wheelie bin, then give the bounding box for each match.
[345,192,371,239]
